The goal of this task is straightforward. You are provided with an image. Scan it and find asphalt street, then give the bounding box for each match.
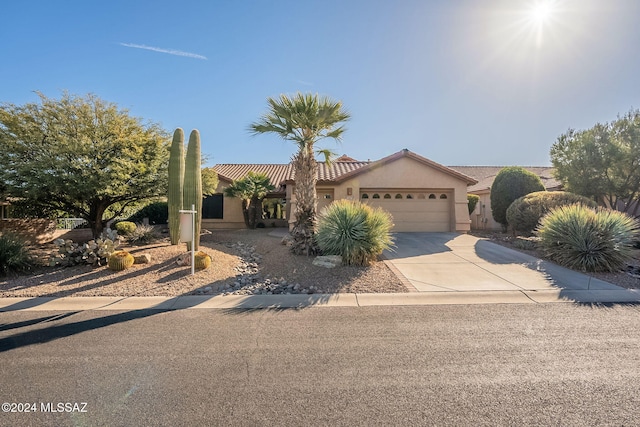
[1,304,640,426]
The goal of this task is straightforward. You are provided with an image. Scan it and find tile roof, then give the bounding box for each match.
[212,155,559,195]
[449,166,561,192]
[316,161,370,181]
[212,161,371,191]
[213,164,293,193]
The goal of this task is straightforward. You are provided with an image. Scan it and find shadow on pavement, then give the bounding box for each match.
[0,293,333,352]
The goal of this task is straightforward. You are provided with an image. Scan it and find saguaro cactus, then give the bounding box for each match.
[183,129,203,251]
[168,128,185,245]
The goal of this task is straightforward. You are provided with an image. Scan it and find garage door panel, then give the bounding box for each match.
[362,193,451,232]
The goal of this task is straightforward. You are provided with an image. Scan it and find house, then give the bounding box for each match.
[449,166,561,230]
[208,149,478,233]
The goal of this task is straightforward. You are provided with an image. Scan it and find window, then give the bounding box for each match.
[323,194,332,199]
[383,193,391,199]
[202,194,224,219]
[429,194,436,199]
[406,194,413,199]
[440,194,448,199]
[372,193,380,199]
[395,194,403,199]
[361,193,369,199]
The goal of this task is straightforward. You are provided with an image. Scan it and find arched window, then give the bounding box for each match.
[440,194,448,199]
[428,194,436,199]
[395,194,403,199]
[406,194,413,199]
[372,193,380,199]
[361,193,369,199]
[383,193,391,199]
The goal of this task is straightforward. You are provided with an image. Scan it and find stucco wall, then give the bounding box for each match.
[469,190,502,230]
[336,157,471,232]
[287,157,472,232]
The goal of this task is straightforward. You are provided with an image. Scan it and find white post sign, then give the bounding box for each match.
[179,204,197,276]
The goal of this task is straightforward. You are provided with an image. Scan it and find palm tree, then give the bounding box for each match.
[249,93,350,255]
[224,171,275,229]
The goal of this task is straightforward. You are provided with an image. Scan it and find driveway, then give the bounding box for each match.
[384,233,625,294]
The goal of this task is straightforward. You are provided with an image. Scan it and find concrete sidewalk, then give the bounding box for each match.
[1,288,640,312]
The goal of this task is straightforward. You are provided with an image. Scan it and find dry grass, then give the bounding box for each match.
[0,229,407,297]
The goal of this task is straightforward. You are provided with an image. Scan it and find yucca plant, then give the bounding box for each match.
[0,233,32,275]
[127,224,158,245]
[316,200,394,266]
[536,204,639,272]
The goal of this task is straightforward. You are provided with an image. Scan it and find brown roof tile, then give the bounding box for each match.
[213,164,292,192]
[449,166,561,192]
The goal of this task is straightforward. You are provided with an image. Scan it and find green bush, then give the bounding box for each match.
[115,221,136,236]
[490,167,545,229]
[507,191,597,235]
[316,200,394,266]
[127,201,168,225]
[536,204,639,272]
[467,194,480,215]
[0,233,32,275]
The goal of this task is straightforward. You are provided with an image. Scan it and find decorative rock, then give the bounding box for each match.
[176,253,191,266]
[312,255,342,268]
[133,253,152,264]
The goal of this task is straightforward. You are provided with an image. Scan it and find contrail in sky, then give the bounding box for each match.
[120,42,207,60]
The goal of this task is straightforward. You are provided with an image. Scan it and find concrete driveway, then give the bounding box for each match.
[384,233,626,295]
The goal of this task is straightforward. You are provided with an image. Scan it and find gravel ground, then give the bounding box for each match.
[0,229,407,297]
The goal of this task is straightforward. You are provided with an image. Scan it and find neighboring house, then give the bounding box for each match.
[209,149,478,233]
[449,166,561,230]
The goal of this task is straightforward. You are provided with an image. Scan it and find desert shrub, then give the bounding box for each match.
[511,237,538,251]
[490,167,545,229]
[127,224,158,245]
[507,191,597,236]
[0,233,33,275]
[316,200,394,266]
[467,194,480,215]
[115,221,136,236]
[536,204,639,272]
[127,201,168,225]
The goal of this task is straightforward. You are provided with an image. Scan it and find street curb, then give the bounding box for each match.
[1,289,639,311]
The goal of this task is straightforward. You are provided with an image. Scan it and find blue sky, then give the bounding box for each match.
[2,0,639,167]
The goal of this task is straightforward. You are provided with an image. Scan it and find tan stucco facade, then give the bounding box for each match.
[207,150,477,232]
[468,189,502,230]
[285,154,474,233]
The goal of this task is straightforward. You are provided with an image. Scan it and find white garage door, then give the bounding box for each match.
[361,191,452,232]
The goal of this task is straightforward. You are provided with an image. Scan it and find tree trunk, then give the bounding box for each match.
[88,201,109,239]
[241,199,251,228]
[291,149,319,255]
[248,197,262,229]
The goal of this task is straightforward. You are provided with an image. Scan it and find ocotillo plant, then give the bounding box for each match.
[168,128,185,245]
[183,129,203,251]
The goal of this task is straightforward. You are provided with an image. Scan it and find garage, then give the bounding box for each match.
[360,190,452,232]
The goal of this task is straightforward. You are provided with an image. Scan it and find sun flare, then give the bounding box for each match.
[531,2,552,24]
